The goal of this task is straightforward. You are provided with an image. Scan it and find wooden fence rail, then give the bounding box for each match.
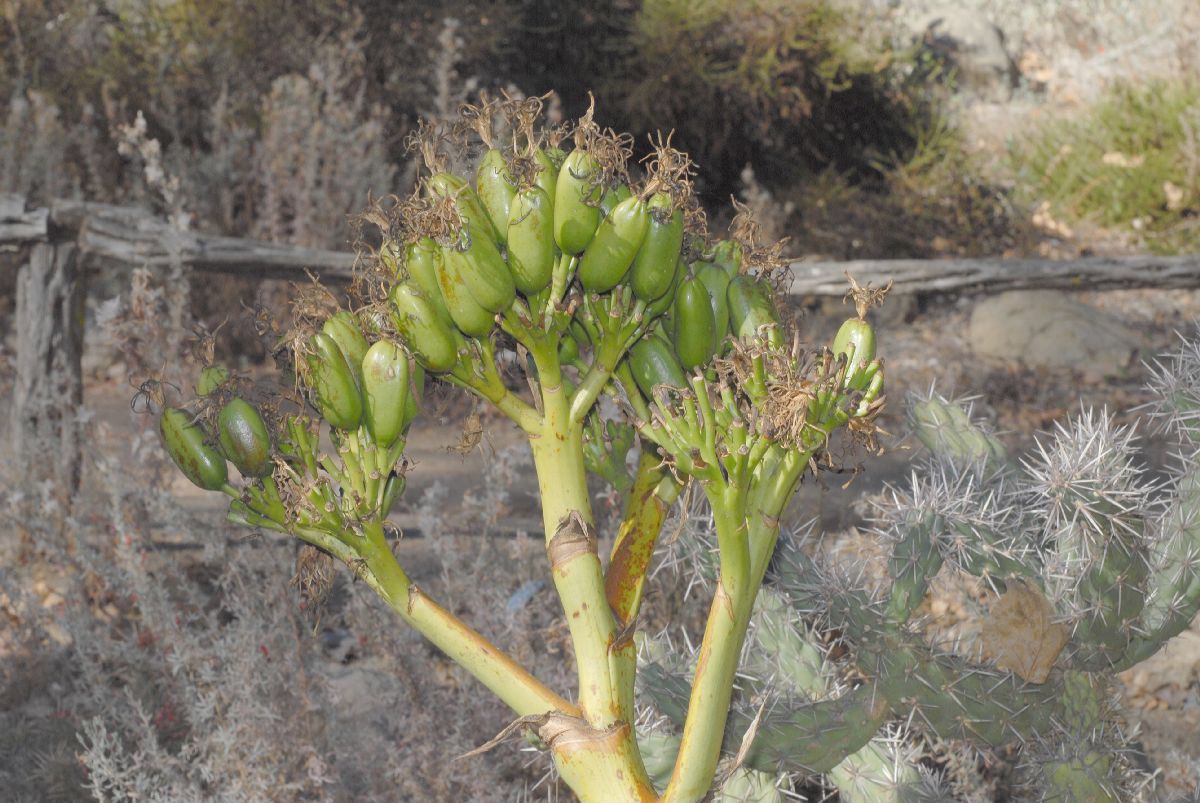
[4,192,1200,505]
[7,194,1200,294]
[787,254,1200,296]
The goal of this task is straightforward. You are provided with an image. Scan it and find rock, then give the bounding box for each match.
[915,7,1018,102]
[968,291,1146,376]
[1121,628,1200,699]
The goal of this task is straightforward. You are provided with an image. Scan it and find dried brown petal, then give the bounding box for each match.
[980,577,1068,683]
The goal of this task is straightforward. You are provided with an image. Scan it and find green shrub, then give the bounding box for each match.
[498,0,943,200]
[626,1,935,193]
[1011,80,1200,254]
[783,119,1036,259]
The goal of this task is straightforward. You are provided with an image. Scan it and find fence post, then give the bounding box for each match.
[11,241,85,505]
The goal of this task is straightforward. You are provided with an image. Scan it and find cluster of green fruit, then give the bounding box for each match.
[380,105,789,397]
[157,365,270,493]
[156,305,423,535]
[155,94,883,526]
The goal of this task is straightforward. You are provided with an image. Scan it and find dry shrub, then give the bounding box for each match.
[0,217,574,797]
[0,412,574,801]
[0,92,105,202]
[0,0,518,220]
[252,25,395,250]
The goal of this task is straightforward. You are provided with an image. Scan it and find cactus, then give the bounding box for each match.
[154,91,1200,801]
[639,520,924,801]
[630,331,1200,799]
[745,367,1198,799]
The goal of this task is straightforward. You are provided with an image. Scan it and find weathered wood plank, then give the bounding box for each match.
[52,199,355,282]
[11,242,85,504]
[785,254,1200,296]
[15,195,1200,296]
[0,193,49,245]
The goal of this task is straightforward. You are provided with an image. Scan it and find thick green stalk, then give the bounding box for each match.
[540,715,658,803]
[533,438,623,717]
[660,575,756,802]
[532,382,619,723]
[660,494,752,802]
[747,446,809,580]
[662,451,807,801]
[527,341,657,799]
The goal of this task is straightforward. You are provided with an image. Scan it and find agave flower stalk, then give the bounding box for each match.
[156,95,889,802]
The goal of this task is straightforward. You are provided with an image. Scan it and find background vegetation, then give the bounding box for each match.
[3,1,1200,799]
[3,0,1196,264]
[1010,80,1200,255]
[0,0,963,242]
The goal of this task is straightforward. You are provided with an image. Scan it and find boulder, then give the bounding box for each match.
[968,290,1146,376]
[916,7,1018,101]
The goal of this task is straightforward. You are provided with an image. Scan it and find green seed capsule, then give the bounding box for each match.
[533,147,562,205]
[831,318,877,391]
[695,263,732,353]
[831,318,876,370]
[629,194,684,302]
[390,282,461,372]
[600,183,632,217]
[629,334,687,399]
[645,256,685,321]
[578,195,650,293]
[434,247,496,338]
[196,364,229,397]
[476,149,516,245]
[553,149,603,254]
[712,239,744,278]
[727,275,781,342]
[381,473,406,516]
[402,362,424,431]
[445,231,516,314]
[428,172,501,246]
[322,311,369,377]
[672,273,718,370]
[217,398,272,477]
[361,340,410,448]
[307,332,363,431]
[160,407,228,491]
[507,187,556,295]
[404,238,454,325]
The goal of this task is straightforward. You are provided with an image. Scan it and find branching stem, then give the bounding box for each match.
[349,518,578,718]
